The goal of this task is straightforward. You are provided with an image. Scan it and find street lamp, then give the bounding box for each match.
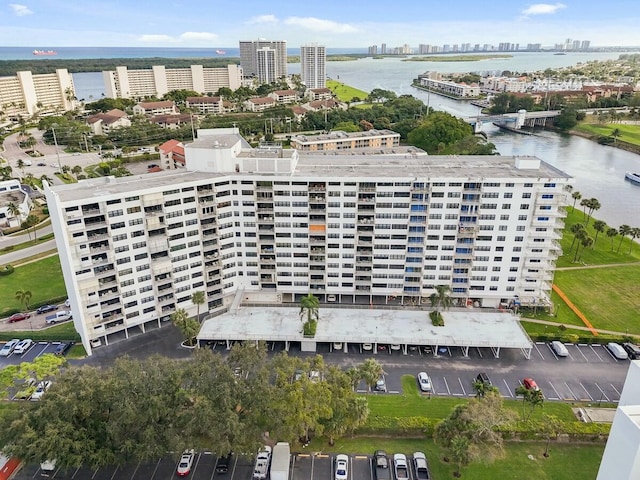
[51,123,62,174]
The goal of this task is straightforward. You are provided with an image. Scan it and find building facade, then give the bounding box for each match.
[239,40,287,83]
[45,128,570,354]
[290,129,401,152]
[300,44,326,89]
[102,65,243,99]
[0,69,76,117]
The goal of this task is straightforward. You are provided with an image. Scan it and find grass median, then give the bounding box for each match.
[326,79,369,103]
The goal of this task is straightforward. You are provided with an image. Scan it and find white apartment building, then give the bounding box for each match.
[418,77,481,97]
[102,65,243,99]
[290,129,401,152]
[45,128,570,354]
[0,69,76,117]
[239,40,287,83]
[300,44,326,89]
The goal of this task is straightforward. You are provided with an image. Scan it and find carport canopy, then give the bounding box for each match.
[198,308,533,358]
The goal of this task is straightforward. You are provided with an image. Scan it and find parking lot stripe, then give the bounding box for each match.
[594,383,610,402]
[610,384,622,398]
[546,381,562,400]
[476,347,483,358]
[457,377,467,396]
[442,377,451,395]
[579,382,593,401]
[353,456,369,459]
[564,382,578,400]
[590,345,605,362]
[533,343,546,360]
[574,345,589,362]
[501,379,514,397]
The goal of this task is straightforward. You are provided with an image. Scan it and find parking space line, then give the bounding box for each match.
[564,382,578,400]
[579,382,593,401]
[574,345,589,362]
[109,466,120,480]
[70,466,82,478]
[501,379,514,397]
[547,344,559,361]
[610,384,622,398]
[603,346,619,361]
[547,381,561,400]
[564,345,575,360]
[36,343,49,357]
[457,377,467,396]
[476,347,483,358]
[594,383,610,403]
[533,343,546,360]
[590,345,605,362]
[442,377,451,395]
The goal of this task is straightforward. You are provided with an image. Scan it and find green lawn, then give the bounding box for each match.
[575,122,640,147]
[326,79,369,103]
[0,255,66,316]
[308,437,603,480]
[0,233,55,255]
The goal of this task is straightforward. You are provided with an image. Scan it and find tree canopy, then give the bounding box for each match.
[407,111,473,154]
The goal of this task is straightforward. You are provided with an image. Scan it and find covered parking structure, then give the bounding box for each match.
[197,307,533,359]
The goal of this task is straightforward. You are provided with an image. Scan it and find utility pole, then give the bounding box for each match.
[51,124,62,174]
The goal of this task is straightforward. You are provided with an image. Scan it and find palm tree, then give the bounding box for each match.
[617,224,632,253]
[611,127,622,145]
[568,223,585,251]
[577,235,593,262]
[606,227,618,251]
[15,289,33,311]
[299,293,320,324]
[16,158,25,177]
[171,308,200,347]
[40,174,54,186]
[572,231,588,262]
[628,227,640,255]
[449,436,471,478]
[430,285,453,312]
[571,191,582,212]
[191,290,206,322]
[592,220,607,247]
[579,198,589,223]
[71,165,83,178]
[6,202,21,221]
[584,198,601,226]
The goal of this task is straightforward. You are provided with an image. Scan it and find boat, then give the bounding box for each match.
[624,172,640,185]
[553,52,566,55]
[215,49,226,55]
[33,49,57,56]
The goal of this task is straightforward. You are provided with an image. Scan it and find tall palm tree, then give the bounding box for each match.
[569,223,585,251]
[584,198,601,226]
[592,220,607,247]
[191,290,206,322]
[430,285,453,312]
[299,293,320,324]
[572,231,588,263]
[171,308,199,347]
[617,224,632,253]
[629,227,640,255]
[15,289,33,311]
[579,198,590,223]
[40,174,53,185]
[611,127,622,145]
[606,227,618,252]
[16,158,25,177]
[577,236,593,262]
[6,202,21,220]
[571,191,582,212]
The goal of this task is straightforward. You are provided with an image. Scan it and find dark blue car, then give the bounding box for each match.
[37,304,58,314]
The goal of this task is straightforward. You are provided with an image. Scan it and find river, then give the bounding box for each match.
[73,51,640,228]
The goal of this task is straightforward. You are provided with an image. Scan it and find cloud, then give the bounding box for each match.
[9,4,33,16]
[283,17,358,34]
[521,3,566,15]
[138,32,218,44]
[246,14,278,24]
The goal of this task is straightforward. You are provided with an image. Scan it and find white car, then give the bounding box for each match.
[607,342,629,360]
[417,372,432,392]
[13,339,34,355]
[0,339,20,357]
[177,449,195,476]
[30,380,52,401]
[253,445,272,480]
[362,343,373,351]
[335,454,349,480]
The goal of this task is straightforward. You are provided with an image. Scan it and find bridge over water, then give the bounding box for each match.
[462,109,561,132]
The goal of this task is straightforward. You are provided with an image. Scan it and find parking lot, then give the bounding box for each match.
[0,340,69,367]
[13,452,423,480]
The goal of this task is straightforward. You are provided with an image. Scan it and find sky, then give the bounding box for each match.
[1,0,639,49]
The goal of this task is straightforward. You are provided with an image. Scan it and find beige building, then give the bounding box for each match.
[186,96,224,114]
[244,97,276,112]
[103,65,243,99]
[86,109,130,136]
[0,69,76,117]
[133,101,177,116]
[290,129,401,152]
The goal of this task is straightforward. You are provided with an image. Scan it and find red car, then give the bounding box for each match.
[522,377,539,391]
[8,312,30,323]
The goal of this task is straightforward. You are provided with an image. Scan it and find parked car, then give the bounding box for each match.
[335,454,349,480]
[412,452,430,480]
[522,377,539,391]
[373,451,390,480]
[176,449,195,476]
[550,340,569,357]
[253,446,272,480]
[40,459,56,477]
[37,162,46,167]
[623,342,640,360]
[476,372,492,387]
[45,310,72,324]
[37,304,58,314]
[7,312,30,323]
[216,453,232,473]
[607,342,629,360]
[13,338,34,354]
[417,372,432,392]
[393,454,410,480]
[14,378,36,400]
[362,343,373,351]
[30,380,52,401]
[375,376,387,392]
[54,342,74,356]
[333,342,343,350]
[0,339,20,356]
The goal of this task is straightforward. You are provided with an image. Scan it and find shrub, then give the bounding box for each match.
[430,311,444,326]
[0,264,15,276]
[303,319,317,336]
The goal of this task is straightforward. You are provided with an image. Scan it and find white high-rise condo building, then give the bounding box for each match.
[300,44,326,89]
[0,69,76,117]
[45,128,570,354]
[239,40,287,83]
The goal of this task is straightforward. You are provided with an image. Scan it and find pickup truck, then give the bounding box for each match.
[412,452,430,480]
[373,451,391,480]
[393,454,410,480]
[253,446,271,480]
[45,310,72,324]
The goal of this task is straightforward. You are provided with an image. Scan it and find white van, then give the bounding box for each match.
[550,340,569,357]
[40,459,56,477]
[23,159,32,166]
[607,342,629,360]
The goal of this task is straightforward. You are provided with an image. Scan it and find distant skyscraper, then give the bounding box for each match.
[300,44,326,89]
[239,40,287,83]
[581,40,591,50]
[381,43,387,54]
[368,45,378,55]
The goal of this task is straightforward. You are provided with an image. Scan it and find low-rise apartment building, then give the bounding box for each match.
[86,109,130,136]
[186,96,224,114]
[133,101,177,116]
[45,128,570,354]
[418,77,481,97]
[290,129,401,152]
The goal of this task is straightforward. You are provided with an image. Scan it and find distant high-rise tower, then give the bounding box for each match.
[239,40,287,83]
[381,43,387,54]
[300,44,326,89]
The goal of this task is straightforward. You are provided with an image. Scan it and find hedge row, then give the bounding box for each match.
[529,332,637,345]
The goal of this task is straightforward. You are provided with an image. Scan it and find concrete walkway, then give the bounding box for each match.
[556,261,640,271]
[521,317,640,338]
